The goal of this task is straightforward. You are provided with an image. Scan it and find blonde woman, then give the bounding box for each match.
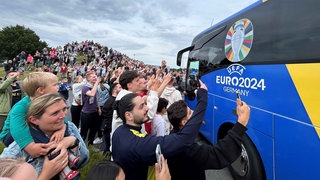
[0,72,62,157]
[1,93,89,179]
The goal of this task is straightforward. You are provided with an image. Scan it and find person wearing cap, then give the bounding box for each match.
[0,71,20,130]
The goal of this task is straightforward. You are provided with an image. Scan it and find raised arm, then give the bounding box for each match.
[136,85,208,165]
[86,76,101,97]
[189,99,250,169]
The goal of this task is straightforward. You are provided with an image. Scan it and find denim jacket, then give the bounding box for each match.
[0,121,89,174]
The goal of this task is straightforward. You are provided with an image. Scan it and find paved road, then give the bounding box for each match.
[206,168,233,180]
[196,134,235,180]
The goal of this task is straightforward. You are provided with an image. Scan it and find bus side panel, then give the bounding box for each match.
[199,93,216,142]
[274,115,320,179]
[206,64,311,133]
[245,107,275,180]
[185,90,216,141]
[246,127,274,180]
[199,64,318,180]
[213,95,274,180]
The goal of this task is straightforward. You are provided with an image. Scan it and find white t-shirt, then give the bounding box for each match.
[151,114,170,136]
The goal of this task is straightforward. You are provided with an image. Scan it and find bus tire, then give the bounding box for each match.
[229,134,266,180]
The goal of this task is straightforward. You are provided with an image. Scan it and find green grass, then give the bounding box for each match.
[0,69,6,79]
[0,143,4,152]
[80,146,107,180]
[80,147,109,179]
[1,65,32,80]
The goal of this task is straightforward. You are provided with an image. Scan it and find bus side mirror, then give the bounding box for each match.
[176,45,194,66]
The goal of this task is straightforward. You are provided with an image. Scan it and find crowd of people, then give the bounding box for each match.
[0,40,251,180]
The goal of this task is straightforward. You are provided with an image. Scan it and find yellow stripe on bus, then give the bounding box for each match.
[286,63,320,137]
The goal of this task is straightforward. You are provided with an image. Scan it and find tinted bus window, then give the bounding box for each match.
[193,0,320,76]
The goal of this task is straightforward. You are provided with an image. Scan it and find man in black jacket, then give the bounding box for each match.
[112,81,208,180]
[102,82,122,155]
[167,96,250,180]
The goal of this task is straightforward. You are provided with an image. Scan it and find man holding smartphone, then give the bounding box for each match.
[166,93,250,180]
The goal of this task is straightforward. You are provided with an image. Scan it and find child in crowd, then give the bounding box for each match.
[151,98,169,136]
[58,76,72,102]
[0,72,63,153]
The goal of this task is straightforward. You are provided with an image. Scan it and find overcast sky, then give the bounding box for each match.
[0,0,257,68]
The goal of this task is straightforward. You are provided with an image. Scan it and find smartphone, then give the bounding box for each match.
[155,144,162,171]
[236,91,241,101]
[188,61,200,90]
[164,68,168,74]
[236,91,243,105]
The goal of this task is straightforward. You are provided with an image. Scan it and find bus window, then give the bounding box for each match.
[186,61,200,94]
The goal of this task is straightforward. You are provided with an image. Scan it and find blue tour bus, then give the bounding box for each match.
[176,0,320,179]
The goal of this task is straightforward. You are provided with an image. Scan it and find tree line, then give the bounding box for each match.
[0,25,48,63]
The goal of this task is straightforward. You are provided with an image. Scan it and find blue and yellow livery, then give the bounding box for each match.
[177,0,320,179]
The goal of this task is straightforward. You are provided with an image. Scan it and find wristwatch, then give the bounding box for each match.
[70,138,79,149]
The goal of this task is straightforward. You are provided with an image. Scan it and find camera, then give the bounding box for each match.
[68,152,81,170]
[48,149,81,180]
[59,166,80,180]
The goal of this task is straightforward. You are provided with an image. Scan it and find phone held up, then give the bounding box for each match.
[156,144,162,171]
[185,61,200,101]
[236,91,241,101]
[236,91,243,105]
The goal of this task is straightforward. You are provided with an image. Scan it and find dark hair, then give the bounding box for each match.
[157,98,168,113]
[167,100,188,130]
[108,82,118,94]
[119,70,139,90]
[109,77,117,85]
[146,72,152,77]
[4,71,17,80]
[168,76,176,85]
[113,93,138,123]
[86,160,122,180]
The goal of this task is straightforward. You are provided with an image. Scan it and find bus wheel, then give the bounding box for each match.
[229,134,265,180]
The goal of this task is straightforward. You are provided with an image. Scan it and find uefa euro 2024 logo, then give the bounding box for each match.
[225,19,253,62]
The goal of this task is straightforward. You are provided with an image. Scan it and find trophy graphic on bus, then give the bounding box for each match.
[225,18,254,62]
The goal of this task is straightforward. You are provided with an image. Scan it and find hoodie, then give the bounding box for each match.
[160,86,182,107]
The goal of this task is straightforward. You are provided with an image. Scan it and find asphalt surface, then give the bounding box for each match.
[206,168,234,180]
